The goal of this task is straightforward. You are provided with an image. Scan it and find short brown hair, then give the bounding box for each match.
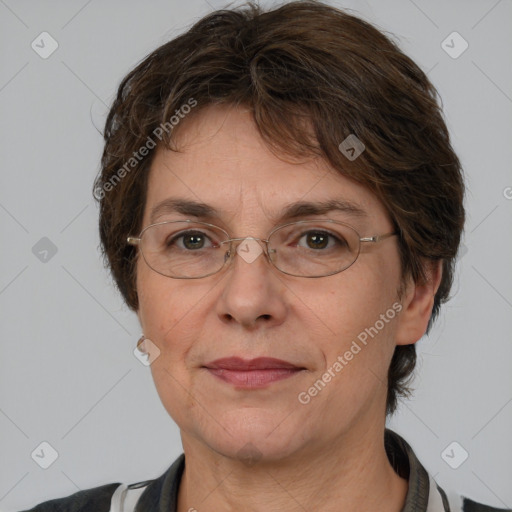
[94,1,465,415]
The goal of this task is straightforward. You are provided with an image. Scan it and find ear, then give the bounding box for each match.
[395,260,443,346]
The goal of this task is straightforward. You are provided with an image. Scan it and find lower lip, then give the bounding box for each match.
[206,368,303,388]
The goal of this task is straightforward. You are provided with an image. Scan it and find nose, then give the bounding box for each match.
[215,237,287,330]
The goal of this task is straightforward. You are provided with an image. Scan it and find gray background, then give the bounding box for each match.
[1,0,511,510]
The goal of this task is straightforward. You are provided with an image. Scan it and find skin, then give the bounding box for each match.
[135,105,442,512]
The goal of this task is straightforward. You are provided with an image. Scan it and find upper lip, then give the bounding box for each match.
[203,357,303,370]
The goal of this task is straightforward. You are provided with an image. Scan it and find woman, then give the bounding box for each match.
[22,2,508,511]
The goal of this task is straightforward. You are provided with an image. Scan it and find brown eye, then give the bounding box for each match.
[305,232,329,249]
[167,231,213,250]
[298,230,347,250]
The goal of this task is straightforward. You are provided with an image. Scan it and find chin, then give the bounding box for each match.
[211,435,303,466]
[192,408,312,464]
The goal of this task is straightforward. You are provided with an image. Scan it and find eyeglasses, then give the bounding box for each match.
[127,219,397,279]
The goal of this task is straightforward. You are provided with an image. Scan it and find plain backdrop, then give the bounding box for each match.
[1,0,511,510]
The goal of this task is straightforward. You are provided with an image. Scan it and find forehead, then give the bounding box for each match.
[144,105,389,229]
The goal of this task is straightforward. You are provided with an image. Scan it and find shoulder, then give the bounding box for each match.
[385,429,511,512]
[436,483,511,512]
[19,482,122,512]
[462,496,512,512]
[19,454,185,512]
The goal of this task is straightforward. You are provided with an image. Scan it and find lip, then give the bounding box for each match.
[203,357,305,389]
[204,357,301,370]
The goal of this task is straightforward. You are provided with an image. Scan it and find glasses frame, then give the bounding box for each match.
[127,219,397,279]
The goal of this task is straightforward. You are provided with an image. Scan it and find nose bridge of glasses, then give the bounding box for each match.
[222,236,272,258]
[225,236,269,244]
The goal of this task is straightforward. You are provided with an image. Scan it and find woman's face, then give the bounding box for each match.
[136,105,407,462]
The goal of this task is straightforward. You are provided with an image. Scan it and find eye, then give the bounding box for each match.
[167,230,215,250]
[297,230,348,250]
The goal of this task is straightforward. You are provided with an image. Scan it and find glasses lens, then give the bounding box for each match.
[268,220,360,277]
[140,221,229,278]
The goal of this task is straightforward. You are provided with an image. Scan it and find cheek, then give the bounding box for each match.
[136,263,188,353]
[312,262,401,370]
[136,264,217,366]
[297,272,401,421]
[136,268,202,421]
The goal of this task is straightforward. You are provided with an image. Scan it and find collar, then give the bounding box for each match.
[384,428,451,511]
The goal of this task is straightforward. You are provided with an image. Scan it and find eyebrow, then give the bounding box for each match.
[149,197,368,225]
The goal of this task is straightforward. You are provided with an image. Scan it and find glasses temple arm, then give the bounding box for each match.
[127,236,141,246]
[360,232,398,243]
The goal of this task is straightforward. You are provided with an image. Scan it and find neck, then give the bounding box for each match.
[177,423,408,512]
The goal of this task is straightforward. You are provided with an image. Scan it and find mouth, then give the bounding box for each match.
[202,357,306,389]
